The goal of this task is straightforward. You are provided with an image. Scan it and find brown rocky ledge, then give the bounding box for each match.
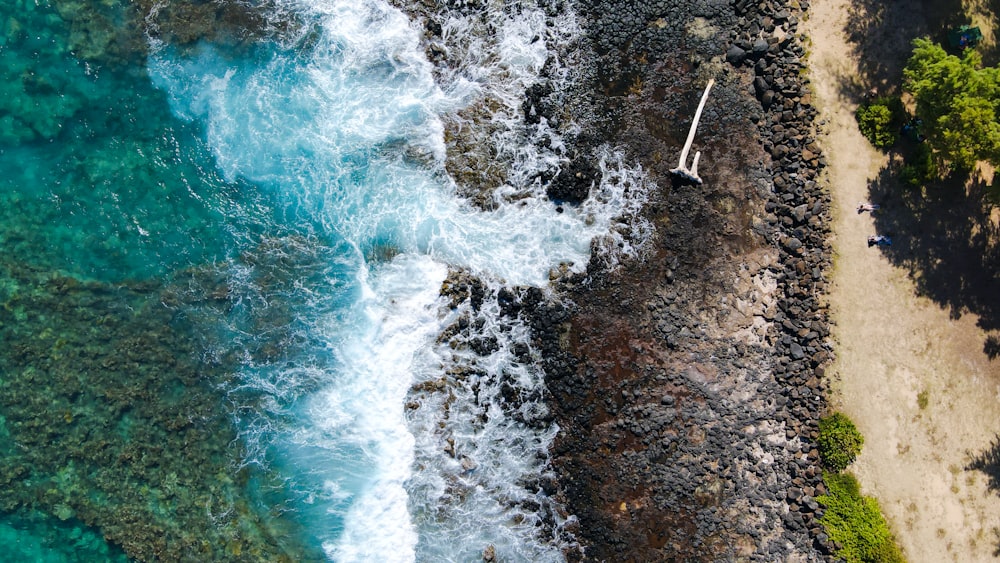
[529,0,836,560]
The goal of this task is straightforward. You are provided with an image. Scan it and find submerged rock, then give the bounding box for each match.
[0,264,322,562]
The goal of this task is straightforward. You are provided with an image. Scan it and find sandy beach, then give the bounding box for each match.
[805,0,1000,560]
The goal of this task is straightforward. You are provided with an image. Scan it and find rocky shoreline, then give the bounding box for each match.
[530,0,839,559]
[5,0,839,559]
[396,0,839,558]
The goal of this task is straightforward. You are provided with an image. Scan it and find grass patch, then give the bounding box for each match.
[818,472,907,562]
[917,389,929,410]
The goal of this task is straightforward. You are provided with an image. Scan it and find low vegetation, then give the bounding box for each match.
[815,413,905,561]
[898,142,937,187]
[818,412,865,472]
[818,472,907,563]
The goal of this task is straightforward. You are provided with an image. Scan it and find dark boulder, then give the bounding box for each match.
[546,158,597,205]
[523,82,555,125]
[726,44,748,65]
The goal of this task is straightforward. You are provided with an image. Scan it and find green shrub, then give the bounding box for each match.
[818,412,864,471]
[818,472,906,563]
[856,98,903,149]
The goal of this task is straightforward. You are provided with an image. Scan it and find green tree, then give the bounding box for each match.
[903,38,1000,171]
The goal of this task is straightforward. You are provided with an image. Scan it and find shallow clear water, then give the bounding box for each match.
[0,0,651,560]
[0,16,248,282]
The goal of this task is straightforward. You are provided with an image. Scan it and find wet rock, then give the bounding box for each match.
[523,82,556,125]
[546,157,598,205]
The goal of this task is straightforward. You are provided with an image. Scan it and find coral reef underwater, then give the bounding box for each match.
[0,0,321,560]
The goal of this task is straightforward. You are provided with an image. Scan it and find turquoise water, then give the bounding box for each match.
[0,509,127,562]
[0,0,652,560]
[0,0,312,559]
[0,2,259,281]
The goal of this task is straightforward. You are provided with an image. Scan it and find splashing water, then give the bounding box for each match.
[146,0,653,560]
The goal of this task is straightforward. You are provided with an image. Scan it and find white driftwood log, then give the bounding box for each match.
[670,78,715,185]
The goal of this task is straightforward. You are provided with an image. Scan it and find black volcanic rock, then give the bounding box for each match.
[726,44,748,65]
[533,0,834,560]
[546,157,598,205]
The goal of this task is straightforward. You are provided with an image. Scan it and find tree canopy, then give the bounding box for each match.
[903,38,1000,171]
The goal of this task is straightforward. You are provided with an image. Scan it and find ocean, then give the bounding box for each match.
[0,0,651,560]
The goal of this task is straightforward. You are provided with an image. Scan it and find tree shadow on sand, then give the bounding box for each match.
[967,435,1000,555]
[986,335,1000,360]
[841,0,935,93]
[839,1,1000,354]
[840,0,1000,97]
[864,153,1000,342]
[968,435,1000,492]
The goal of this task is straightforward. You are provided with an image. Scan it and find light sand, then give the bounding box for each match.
[804,0,1000,560]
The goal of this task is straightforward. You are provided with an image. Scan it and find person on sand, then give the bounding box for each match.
[867,234,892,247]
[857,202,880,214]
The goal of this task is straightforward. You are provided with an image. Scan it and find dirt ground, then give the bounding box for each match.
[805,0,1000,561]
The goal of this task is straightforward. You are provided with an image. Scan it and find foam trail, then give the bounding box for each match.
[150,36,626,285]
[312,255,447,560]
[406,278,573,562]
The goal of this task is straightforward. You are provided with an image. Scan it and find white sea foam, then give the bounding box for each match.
[406,279,574,562]
[147,0,653,560]
[430,0,584,200]
[311,254,448,561]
